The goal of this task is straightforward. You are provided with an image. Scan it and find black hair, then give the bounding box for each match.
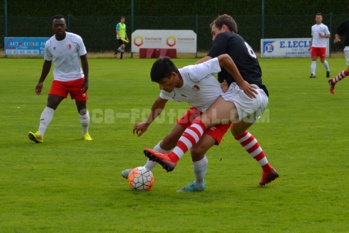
[150,56,179,82]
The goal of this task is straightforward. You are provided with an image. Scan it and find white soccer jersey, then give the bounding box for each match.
[160,58,222,112]
[44,32,87,82]
[311,23,330,48]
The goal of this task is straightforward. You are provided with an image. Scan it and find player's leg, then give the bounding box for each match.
[231,121,268,169]
[176,134,215,192]
[121,124,184,179]
[144,123,186,170]
[177,121,230,192]
[142,108,200,172]
[310,47,318,78]
[68,78,91,140]
[231,121,278,185]
[122,109,198,178]
[144,96,237,171]
[328,49,349,94]
[169,97,236,161]
[320,48,330,77]
[29,80,66,143]
[75,100,92,140]
[171,97,234,155]
[120,42,125,59]
[114,40,123,58]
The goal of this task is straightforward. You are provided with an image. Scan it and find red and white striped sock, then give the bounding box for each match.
[235,131,272,173]
[168,119,206,163]
[332,70,349,84]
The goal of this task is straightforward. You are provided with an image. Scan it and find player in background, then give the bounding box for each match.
[309,13,331,78]
[122,55,233,192]
[114,16,129,59]
[328,16,349,94]
[28,14,92,143]
[144,14,279,187]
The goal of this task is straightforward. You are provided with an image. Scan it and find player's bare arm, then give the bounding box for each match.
[218,54,257,98]
[36,60,52,95]
[133,97,168,137]
[308,37,313,51]
[80,54,89,93]
[195,55,212,64]
[334,33,341,43]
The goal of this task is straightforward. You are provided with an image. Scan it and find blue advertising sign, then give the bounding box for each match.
[4,37,49,56]
[260,38,329,58]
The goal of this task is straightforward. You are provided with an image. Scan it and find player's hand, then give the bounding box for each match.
[35,82,44,95]
[239,81,258,99]
[220,80,229,93]
[334,38,341,43]
[133,122,150,137]
[81,80,88,94]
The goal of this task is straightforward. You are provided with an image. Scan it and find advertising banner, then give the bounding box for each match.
[4,37,49,56]
[131,30,197,53]
[260,38,329,58]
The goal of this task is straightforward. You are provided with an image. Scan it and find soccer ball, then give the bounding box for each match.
[128,167,154,191]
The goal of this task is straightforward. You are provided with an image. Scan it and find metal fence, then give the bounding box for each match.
[1,14,348,53]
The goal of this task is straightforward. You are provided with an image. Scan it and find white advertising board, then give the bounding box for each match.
[260,38,329,58]
[131,30,197,53]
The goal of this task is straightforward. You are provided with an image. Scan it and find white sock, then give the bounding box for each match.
[193,155,208,188]
[323,60,330,72]
[39,107,54,137]
[144,141,171,171]
[311,61,316,75]
[79,110,90,135]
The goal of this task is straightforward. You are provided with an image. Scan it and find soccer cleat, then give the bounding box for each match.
[121,169,132,179]
[259,168,279,186]
[28,131,43,143]
[143,148,176,172]
[83,133,93,141]
[177,181,206,192]
[326,71,330,78]
[309,73,316,78]
[328,80,335,94]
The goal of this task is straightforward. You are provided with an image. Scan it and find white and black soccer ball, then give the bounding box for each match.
[128,167,154,191]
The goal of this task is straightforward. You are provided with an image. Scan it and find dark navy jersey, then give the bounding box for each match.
[336,19,349,46]
[207,32,268,96]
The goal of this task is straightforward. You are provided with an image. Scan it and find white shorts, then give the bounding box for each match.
[344,46,349,66]
[221,83,268,123]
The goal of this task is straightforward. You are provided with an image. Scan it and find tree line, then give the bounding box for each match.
[1,0,349,17]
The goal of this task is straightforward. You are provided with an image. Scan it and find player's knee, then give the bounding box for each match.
[191,146,206,159]
[231,127,244,138]
[46,101,59,110]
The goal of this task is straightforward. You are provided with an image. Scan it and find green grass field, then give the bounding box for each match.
[0,56,349,233]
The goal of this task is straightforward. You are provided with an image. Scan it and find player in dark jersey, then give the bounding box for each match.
[328,18,349,94]
[144,14,279,187]
[199,14,267,95]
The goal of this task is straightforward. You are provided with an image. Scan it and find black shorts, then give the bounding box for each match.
[117,39,125,46]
